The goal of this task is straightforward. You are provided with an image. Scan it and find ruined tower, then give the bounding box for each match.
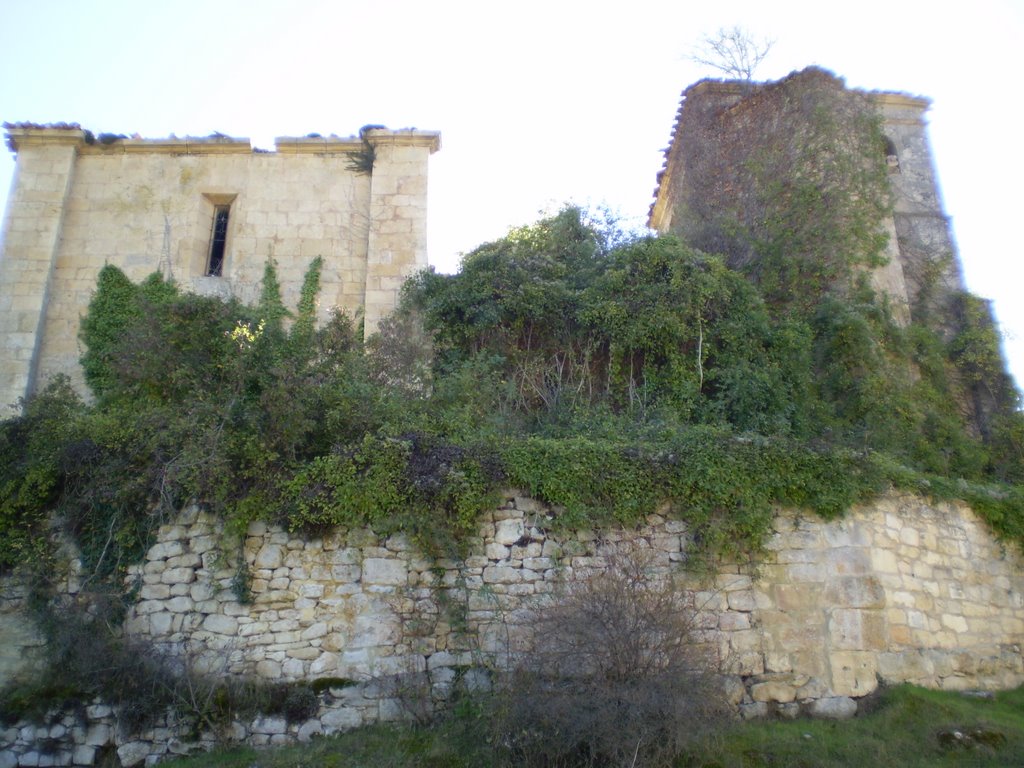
[649,67,965,326]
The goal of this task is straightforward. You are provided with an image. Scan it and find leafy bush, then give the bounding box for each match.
[0,377,84,569]
[3,206,1021,583]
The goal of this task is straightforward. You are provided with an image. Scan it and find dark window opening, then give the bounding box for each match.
[207,206,230,276]
[883,137,900,173]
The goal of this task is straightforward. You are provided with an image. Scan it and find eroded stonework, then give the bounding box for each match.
[3,491,1020,765]
[649,67,963,327]
[124,493,1022,703]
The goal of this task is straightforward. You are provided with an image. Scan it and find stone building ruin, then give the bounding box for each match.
[0,124,440,409]
[1,73,1022,766]
[648,66,1017,438]
[649,66,965,327]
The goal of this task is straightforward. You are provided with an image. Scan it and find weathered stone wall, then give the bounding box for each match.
[124,492,1022,700]
[0,126,440,410]
[873,92,965,317]
[0,583,42,695]
[2,492,1022,765]
[648,67,961,327]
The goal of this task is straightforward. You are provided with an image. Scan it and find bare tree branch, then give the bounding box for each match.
[688,25,775,81]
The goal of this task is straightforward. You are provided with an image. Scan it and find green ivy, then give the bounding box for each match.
[2,207,1021,584]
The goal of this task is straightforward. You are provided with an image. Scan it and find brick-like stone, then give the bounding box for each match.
[117,742,151,767]
[159,567,196,585]
[202,614,238,635]
[256,660,282,679]
[71,745,96,766]
[482,566,521,584]
[829,651,878,697]
[726,590,757,612]
[494,518,525,545]
[826,576,885,609]
[84,723,111,747]
[147,541,185,561]
[941,614,968,633]
[297,719,323,742]
[808,696,857,719]
[166,596,194,613]
[310,652,339,675]
[139,584,170,600]
[166,553,202,569]
[719,612,751,631]
[363,558,407,586]
[322,706,362,732]
[251,715,287,735]
[254,544,285,570]
[751,681,797,703]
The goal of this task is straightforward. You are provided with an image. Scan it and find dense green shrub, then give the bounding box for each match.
[2,208,1021,580]
[0,377,84,569]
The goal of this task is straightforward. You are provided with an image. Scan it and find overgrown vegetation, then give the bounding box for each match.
[1,206,1022,580]
[1,99,1023,743]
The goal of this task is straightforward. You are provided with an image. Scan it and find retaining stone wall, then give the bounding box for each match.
[1,491,1022,765]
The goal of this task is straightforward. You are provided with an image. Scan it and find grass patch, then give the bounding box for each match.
[162,685,1024,767]
[687,685,1024,768]
[165,715,491,768]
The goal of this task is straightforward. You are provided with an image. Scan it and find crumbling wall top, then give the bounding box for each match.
[4,124,442,157]
[650,67,932,228]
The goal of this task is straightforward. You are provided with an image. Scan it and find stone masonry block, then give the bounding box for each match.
[751,680,797,703]
[495,518,528,548]
[829,651,878,697]
[825,576,885,609]
[362,558,407,586]
[831,609,887,651]
[202,614,238,635]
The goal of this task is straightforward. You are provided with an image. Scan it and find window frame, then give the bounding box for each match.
[206,204,230,277]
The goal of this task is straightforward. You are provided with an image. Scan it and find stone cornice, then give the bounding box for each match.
[870,92,931,126]
[273,136,367,154]
[6,127,259,156]
[6,128,85,153]
[7,126,442,157]
[364,129,441,154]
[870,92,931,110]
[79,138,254,155]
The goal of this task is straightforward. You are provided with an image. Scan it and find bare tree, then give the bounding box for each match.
[491,547,728,767]
[688,25,775,81]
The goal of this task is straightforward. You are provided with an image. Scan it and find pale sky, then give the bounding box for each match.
[2,0,1022,391]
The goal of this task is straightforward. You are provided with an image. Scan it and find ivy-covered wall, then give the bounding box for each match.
[649,66,1013,437]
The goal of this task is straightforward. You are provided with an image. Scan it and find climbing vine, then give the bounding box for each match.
[1,204,1022,581]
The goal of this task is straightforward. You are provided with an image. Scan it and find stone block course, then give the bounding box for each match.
[1,491,1022,764]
